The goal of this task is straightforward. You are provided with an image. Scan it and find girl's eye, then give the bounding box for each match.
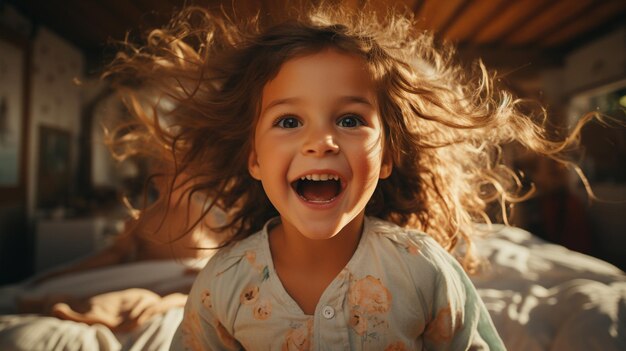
[275,116,302,129]
[337,114,364,128]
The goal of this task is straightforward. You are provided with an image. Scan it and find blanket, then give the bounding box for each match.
[0,259,204,351]
[469,225,626,351]
[0,226,624,350]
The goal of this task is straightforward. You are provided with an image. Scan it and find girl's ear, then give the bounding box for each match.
[248,149,262,180]
[379,154,392,179]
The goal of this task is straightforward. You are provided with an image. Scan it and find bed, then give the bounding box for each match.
[0,259,203,351]
[469,225,625,350]
[0,225,624,350]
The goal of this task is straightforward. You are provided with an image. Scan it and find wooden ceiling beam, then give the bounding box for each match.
[431,0,465,32]
[542,1,626,47]
[437,0,473,40]
[415,0,465,33]
[529,0,598,46]
[474,0,553,45]
[8,0,623,73]
[444,0,509,44]
[412,0,425,16]
[505,0,595,45]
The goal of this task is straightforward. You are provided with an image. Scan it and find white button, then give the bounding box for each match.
[322,305,335,319]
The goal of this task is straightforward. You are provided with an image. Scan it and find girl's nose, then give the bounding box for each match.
[302,132,339,157]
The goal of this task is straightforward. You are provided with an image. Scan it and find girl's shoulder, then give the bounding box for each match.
[199,228,268,282]
[367,217,440,251]
[366,217,460,273]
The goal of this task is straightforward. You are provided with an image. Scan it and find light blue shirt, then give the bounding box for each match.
[170,217,505,350]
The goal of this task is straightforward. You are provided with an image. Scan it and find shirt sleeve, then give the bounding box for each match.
[418,237,506,351]
[170,261,242,351]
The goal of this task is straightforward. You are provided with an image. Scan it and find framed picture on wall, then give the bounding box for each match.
[0,32,28,200]
[37,126,71,209]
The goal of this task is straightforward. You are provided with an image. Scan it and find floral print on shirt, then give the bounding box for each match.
[240,284,260,305]
[216,320,240,349]
[239,251,274,321]
[253,299,273,320]
[182,309,205,351]
[245,250,270,280]
[282,318,313,351]
[348,275,392,314]
[201,289,212,309]
[349,308,368,335]
[404,241,421,256]
[425,305,462,343]
[384,341,409,351]
[348,275,392,341]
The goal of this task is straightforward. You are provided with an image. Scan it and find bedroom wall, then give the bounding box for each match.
[0,4,129,283]
[1,4,85,217]
[0,5,86,283]
[522,26,626,270]
[564,27,625,96]
[0,5,33,284]
[26,27,84,217]
[564,27,625,270]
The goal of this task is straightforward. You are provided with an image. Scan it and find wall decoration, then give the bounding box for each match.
[36,126,71,208]
[0,36,25,187]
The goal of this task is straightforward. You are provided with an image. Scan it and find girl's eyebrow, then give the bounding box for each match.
[263,97,301,114]
[340,96,374,107]
[263,95,374,114]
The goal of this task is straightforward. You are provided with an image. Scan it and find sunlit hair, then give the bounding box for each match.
[104,3,594,272]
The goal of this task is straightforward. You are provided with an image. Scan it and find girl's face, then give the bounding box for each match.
[249,49,391,240]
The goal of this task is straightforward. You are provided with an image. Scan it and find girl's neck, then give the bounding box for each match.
[269,214,365,269]
[267,214,366,315]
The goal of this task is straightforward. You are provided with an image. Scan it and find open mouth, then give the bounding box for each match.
[291,174,343,203]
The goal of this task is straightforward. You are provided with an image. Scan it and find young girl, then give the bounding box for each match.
[105,3,591,350]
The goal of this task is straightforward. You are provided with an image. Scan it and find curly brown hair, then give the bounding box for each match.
[104,3,593,272]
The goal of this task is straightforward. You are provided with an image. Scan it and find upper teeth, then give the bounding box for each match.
[300,174,339,181]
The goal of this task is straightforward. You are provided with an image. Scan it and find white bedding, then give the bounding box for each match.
[469,225,626,351]
[0,259,204,351]
[1,259,205,310]
[0,308,183,351]
[0,226,624,350]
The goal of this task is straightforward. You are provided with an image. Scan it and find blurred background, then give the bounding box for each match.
[0,0,624,284]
